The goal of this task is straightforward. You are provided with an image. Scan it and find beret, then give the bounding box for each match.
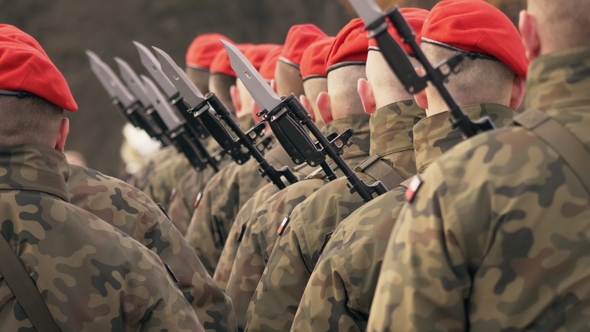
[300,37,335,81]
[0,24,77,111]
[210,43,252,77]
[245,44,282,75]
[185,33,233,71]
[259,46,283,81]
[280,24,328,69]
[368,8,429,55]
[326,18,368,73]
[422,0,528,78]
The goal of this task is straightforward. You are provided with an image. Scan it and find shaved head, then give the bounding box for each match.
[366,50,413,109]
[302,77,327,121]
[275,61,304,97]
[327,65,367,119]
[528,0,590,51]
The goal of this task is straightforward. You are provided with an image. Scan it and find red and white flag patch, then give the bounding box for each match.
[405,175,423,203]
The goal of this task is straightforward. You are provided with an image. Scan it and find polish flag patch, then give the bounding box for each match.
[194,191,203,208]
[169,187,178,202]
[405,175,423,203]
[277,216,290,236]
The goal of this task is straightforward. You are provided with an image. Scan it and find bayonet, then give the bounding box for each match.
[348,0,495,137]
[87,50,117,98]
[141,75,184,131]
[225,41,387,202]
[114,57,152,107]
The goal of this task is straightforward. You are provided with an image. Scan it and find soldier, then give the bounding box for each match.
[368,0,590,330]
[293,3,528,330]
[186,33,233,94]
[184,24,328,275]
[212,36,333,292]
[242,18,378,332]
[0,24,203,331]
[167,43,280,235]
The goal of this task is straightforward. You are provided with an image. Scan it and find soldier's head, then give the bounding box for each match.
[185,33,232,94]
[359,9,428,113]
[276,24,327,98]
[521,0,590,59]
[230,44,281,123]
[317,19,368,124]
[413,0,528,117]
[299,37,334,127]
[0,25,76,150]
[209,43,252,114]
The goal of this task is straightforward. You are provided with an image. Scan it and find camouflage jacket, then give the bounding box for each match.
[68,164,237,331]
[368,47,590,331]
[184,138,296,275]
[0,145,203,331]
[128,144,178,190]
[212,163,316,291]
[293,103,515,331]
[224,114,372,330]
[142,152,192,211]
[168,156,232,236]
[243,100,425,331]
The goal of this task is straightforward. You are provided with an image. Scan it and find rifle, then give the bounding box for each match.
[153,46,297,190]
[86,50,170,146]
[348,0,495,137]
[223,41,387,202]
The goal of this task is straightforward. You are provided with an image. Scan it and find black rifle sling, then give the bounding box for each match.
[0,233,61,331]
[355,154,406,190]
[514,109,590,194]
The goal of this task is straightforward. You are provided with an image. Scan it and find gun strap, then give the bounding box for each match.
[354,154,406,190]
[514,109,590,194]
[0,233,61,331]
[305,163,340,180]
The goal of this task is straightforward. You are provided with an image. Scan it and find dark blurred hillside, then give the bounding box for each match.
[0,0,524,177]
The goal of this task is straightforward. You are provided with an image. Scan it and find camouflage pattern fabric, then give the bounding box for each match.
[168,156,232,236]
[184,136,295,276]
[213,164,316,291]
[292,103,515,331]
[224,114,371,330]
[142,152,192,211]
[128,144,178,190]
[67,164,237,331]
[248,103,515,331]
[368,47,590,331]
[0,145,203,331]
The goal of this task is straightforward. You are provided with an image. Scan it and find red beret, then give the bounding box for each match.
[368,8,428,55]
[185,33,233,71]
[259,46,283,81]
[245,44,282,73]
[300,37,335,82]
[0,24,77,112]
[326,18,368,73]
[280,24,328,69]
[210,43,252,77]
[422,0,528,78]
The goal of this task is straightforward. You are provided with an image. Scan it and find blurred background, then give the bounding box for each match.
[0,0,525,178]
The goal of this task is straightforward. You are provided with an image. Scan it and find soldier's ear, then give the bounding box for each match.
[357,78,376,115]
[300,94,316,122]
[54,117,69,152]
[316,92,333,124]
[413,67,428,110]
[230,85,242,112]
[519,10,541,60]
[510,75,527,110]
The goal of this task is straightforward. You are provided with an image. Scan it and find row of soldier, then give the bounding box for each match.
[1,0,589,330]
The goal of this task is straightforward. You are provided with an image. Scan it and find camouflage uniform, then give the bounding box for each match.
[293,103,515,331]
[0,145,203,331]
[184,137,296,276]
[368,47,590,331]
[128,144,178,190]
[141,152,192,211]
[243,100,422,331]
[68,163,237,332]
[224,114,372,330]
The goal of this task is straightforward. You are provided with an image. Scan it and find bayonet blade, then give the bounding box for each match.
[133,41,177,98]
[86,50,117,98]
[152,46,206,108]
[141,75,184,131]
[98,59,137,108]
[115,57,152,107]
[222,40,282,112]
[347,0,384,27]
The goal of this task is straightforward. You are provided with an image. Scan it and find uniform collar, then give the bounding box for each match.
[414,104,515,173]
[323,114,371,160]
[0,144,70,202]
[370,100,425,178]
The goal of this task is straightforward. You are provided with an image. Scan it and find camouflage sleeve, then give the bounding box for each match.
[213,183,279,291]
[185,163,241,275]
[144,154,191,210]
[168,167,214,236]
[292,187,407,332]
